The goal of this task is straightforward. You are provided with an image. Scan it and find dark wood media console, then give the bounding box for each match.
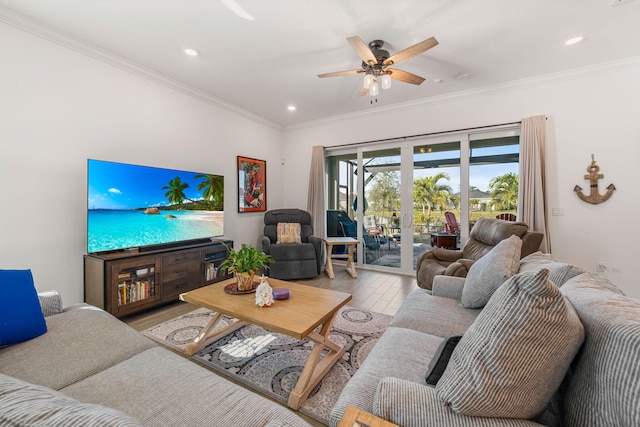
[84,239,233,317]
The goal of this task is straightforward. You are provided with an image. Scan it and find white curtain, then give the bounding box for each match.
[307,145,326,237]
[518,115,550,253]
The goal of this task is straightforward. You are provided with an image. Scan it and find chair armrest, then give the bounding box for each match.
[432,276,466,300]
[443,258,476,277]
[429,247,464,262]
[261,235,272,254]
[63,303,103,313]
[308,235,325,274]
[416,249,465,290]
[37,291,63,317]
[374,377,544,427]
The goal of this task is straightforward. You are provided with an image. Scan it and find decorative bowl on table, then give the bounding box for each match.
[272,288,290,300]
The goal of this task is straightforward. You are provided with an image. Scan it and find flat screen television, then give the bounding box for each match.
[87,159,224,254]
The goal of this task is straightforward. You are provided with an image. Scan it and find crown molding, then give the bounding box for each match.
[286,55,640,131]
[0,6,282,131]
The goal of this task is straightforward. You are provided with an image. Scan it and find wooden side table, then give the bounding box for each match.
[337,405,400,427]
[322,237,359,279]
[430,232,457,249]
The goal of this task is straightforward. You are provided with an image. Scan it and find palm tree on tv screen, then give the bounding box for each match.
[163,176,191,207]
[194,173,223,210]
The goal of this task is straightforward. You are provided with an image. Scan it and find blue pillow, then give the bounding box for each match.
[0,269,47,346]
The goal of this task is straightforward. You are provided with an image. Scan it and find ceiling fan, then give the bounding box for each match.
[318,36,439,99]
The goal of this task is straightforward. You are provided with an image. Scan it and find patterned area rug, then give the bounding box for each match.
[142,306,391,425]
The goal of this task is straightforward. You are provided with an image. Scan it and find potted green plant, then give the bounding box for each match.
[219,243,274,291]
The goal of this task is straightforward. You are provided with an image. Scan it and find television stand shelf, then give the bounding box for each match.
[84,239,233,318]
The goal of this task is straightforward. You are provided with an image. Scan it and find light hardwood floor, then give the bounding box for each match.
[124,264,418,332]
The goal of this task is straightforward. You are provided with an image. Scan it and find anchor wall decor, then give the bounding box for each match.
[573,154,615,204]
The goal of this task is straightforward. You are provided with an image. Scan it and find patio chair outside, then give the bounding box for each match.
[444,211,461,234]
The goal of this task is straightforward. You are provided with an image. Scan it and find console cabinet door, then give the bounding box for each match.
[203,245,233,285]
[107,256,161,317]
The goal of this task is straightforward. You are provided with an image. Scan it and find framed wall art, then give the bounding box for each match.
[237,156,266,213]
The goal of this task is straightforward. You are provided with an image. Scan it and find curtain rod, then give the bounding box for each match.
[331,120,523,149]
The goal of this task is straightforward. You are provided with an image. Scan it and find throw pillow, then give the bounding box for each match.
[460,234,522,308]
[0,269,47,346]
[0,373,143,426]
[276,222,302,244]
[519,251,585,287]
[436,269,585,419]
[426,336,462,386]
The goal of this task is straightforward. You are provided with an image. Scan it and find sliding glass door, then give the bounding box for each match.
[325,124,519,276]
[412,139,462,265]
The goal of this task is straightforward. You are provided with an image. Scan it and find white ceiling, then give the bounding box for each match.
[1,0,639,127]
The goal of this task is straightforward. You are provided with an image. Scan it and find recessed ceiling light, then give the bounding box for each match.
[287,105,296,112]
[564,36,584,46]
[455,72,469,81]
[184,48,200,57]
[434,78,444,84]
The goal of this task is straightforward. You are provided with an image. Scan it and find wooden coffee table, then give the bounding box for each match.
[179,277,352,409]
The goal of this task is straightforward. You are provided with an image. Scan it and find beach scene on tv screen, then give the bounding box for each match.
[88,160,224,253]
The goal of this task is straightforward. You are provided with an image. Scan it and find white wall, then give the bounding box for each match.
[282,58,640,298]
[0,22,283,304]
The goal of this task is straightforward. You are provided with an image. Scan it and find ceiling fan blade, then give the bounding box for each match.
[358,84,369,97]
[347,36,377,64]
[384,36,439,66]
[318,69,364,78]
[387,68,426,85]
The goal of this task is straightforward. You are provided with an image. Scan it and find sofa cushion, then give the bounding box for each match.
[437,269,585,419]
[519,252,585,287]
[328,326,443,427]
[461,235,522,308]
[276,222,302,244]
[375,377,546,427]
[390,288,481,337]
[0,307,156,390]
[0,373,142,426]
[62,347,311,427]
[0,269,47,346]
[560,273,640,427]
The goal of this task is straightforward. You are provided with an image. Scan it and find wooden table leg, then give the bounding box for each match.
[288,311,344,409]
[185,313,248,356]
[345,243,357,278]
[325,242,336,279]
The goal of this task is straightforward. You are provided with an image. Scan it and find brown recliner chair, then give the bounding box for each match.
[416,217,544,290]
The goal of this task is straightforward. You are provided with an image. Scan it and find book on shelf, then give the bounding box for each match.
[118,280,153,306]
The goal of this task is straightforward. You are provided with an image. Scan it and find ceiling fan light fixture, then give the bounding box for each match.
[381,73,392,89]
[369,80,379,96]
[363,74,374,89]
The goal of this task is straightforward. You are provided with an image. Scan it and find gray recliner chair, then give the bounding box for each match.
[416,217,544,290]
[261,209,323,280]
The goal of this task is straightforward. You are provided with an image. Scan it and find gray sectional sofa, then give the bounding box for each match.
[0,294,312,427]
[329,252,640,427]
